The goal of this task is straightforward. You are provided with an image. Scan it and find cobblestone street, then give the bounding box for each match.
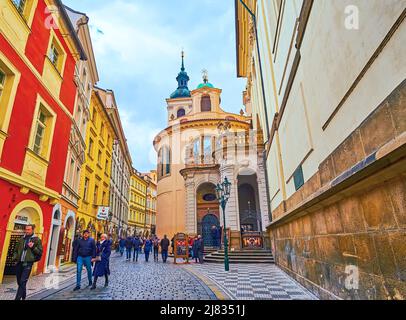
[4,253,317,301]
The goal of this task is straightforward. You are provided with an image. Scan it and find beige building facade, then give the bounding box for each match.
[235,0,406,299]
[154,55,270,249]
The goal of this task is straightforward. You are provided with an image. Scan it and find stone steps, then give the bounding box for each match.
[204,249,275,264]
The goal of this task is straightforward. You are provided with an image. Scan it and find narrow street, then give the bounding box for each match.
[2,253,316,301]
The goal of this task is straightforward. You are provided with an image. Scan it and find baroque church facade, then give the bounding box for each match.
[154,53,270,249]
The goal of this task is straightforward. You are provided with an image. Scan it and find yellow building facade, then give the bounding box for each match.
[128,169,147,236]
[77,90,117,238]
[142,170,157,235]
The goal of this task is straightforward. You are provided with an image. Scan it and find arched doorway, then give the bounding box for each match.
[60,212,75,264]
[46,206,62,270]
[201,214,220,247]
[0,201,43,283]
[237,171,264,249]
[196,182,220,247]
[238,184,259,232]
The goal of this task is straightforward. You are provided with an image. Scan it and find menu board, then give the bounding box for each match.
[174,233,189,264]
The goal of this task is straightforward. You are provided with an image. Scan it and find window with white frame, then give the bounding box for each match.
[12,0,26,16]
[0,69,5,100]
[48,43,60,69]
[33,108,48,156]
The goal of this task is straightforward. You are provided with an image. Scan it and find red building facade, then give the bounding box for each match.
[0,0,85,282]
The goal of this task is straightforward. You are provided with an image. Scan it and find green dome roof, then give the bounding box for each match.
[197,82,214,89]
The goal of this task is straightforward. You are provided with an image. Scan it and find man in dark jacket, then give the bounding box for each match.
[132,235,141,262]
[119,237,126,256]
[125,236,133,261]
[197,235,204,264]
[13,224,43,300]
[73,230,96,291]
[160,235,170,263]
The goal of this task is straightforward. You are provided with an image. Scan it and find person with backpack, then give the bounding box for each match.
[13,224,43,300]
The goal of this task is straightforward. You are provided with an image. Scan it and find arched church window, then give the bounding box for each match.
[203,136,213,163]
[201,95,211,112]
[177,108,185,118]
[158,146,171,179]
[193,138,200,164]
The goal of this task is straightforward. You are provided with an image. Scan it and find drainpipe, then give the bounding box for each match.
[239,0,272,223]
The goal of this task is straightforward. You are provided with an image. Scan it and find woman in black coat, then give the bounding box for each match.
[91,234,111,289]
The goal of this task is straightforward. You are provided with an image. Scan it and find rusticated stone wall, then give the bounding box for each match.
[268,80,406,300]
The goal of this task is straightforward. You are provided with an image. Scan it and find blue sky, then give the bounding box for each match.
[64,0,246,172]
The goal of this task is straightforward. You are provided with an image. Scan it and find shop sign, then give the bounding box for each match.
[14,215,29,225]
[96,207,110,221]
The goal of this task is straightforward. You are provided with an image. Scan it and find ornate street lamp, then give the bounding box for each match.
[215,176,232,271]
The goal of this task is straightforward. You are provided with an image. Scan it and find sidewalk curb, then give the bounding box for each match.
[182,266,232,301]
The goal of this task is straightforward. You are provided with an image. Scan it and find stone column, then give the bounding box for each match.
[219,164,239,231]
[257,157,270,231]
[184,175,196,234]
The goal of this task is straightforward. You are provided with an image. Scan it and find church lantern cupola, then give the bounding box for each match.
[170,51,191,99]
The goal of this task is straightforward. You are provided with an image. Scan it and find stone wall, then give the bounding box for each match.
[268,80,406,300]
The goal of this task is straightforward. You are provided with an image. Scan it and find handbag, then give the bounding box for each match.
[93,243,105,262]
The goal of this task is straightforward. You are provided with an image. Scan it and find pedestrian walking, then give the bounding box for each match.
[125,236,133,261]
[153,236,160,262]
[119,237,126,256]
[189,237,194,260]
[160,235,170,263]
[144,237,152,262]
[73,230,96,291]
[192,236,199,263]
[12,224,43,300]
[197,235,204,264]
[71,233,80,263]
[91,234,111,290]
[132,235,141,262]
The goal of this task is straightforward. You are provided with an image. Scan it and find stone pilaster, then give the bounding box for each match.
[184,175,196,234]
[257,157,270,231]
[219,164,239,231]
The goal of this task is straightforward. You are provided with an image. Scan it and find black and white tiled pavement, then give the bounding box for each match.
[1,252,317,300]
[183,263,318,300]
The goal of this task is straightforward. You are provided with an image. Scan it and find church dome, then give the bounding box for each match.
[197,82,214,89]
[170,51,191,99]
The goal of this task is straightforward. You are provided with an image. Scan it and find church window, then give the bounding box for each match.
[201,95,211,112]
[177,108,185,118]
[158,146,171,179]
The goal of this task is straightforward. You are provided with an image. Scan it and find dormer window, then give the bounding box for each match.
[201,95,211,112]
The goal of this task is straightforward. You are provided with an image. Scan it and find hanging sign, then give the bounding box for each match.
[96,207,110,221]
